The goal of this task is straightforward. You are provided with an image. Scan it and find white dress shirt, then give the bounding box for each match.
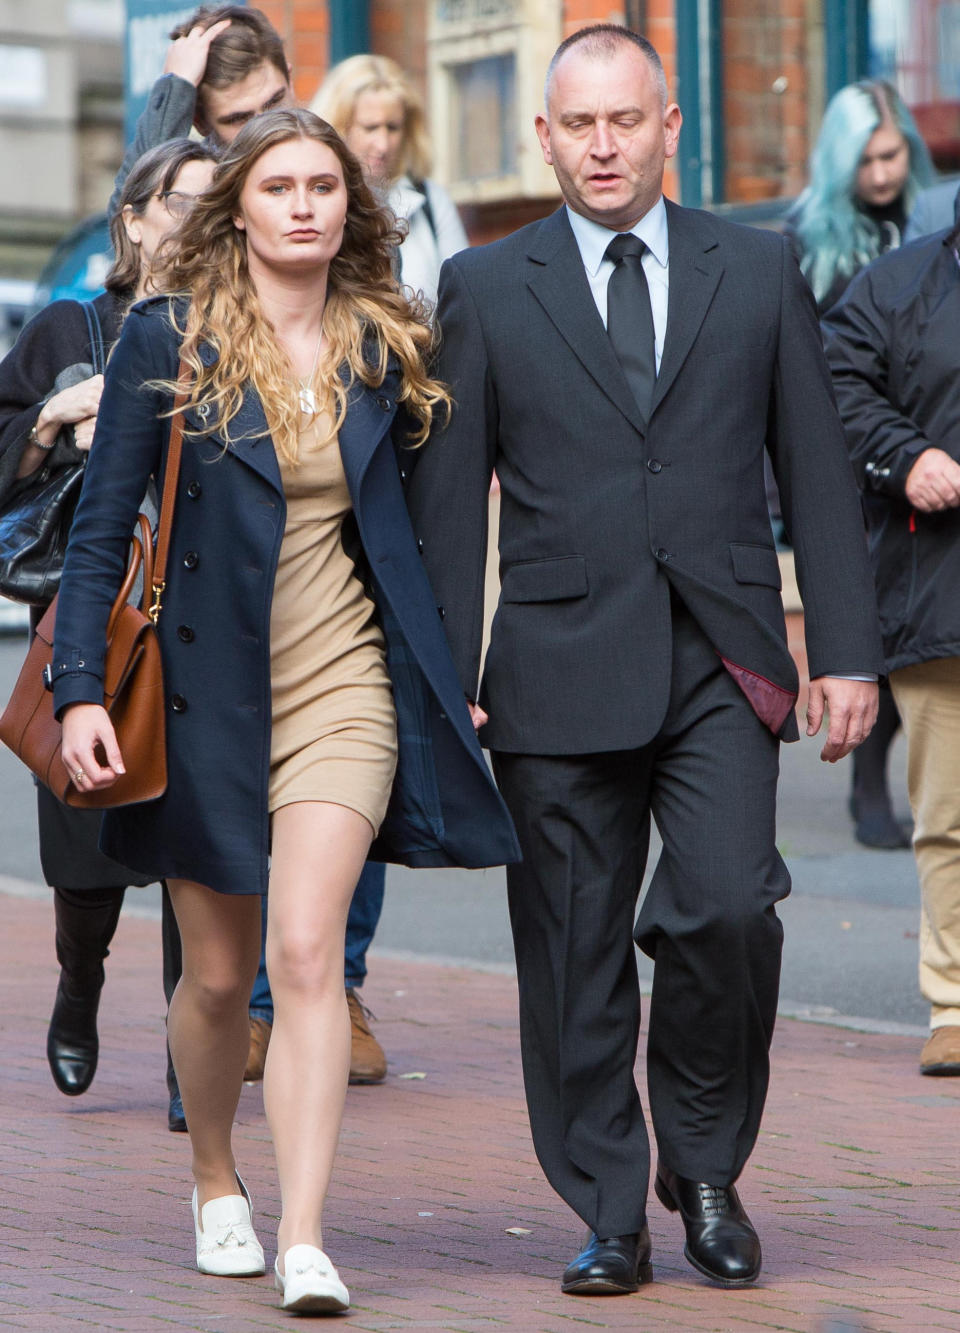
[566,197,669,373]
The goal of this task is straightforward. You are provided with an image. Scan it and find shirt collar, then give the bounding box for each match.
[566,196,669,276]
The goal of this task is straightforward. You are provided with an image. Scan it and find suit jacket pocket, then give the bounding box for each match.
[729,542,782,590]
[500,554,588,603]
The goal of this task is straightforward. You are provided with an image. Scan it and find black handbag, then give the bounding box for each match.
[0,302,104,605]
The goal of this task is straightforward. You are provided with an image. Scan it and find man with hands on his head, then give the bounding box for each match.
[107,4,293,218]
[409,23,882,1298]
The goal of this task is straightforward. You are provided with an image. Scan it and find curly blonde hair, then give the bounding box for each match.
[310,54,432,183]
[149,108,448,462]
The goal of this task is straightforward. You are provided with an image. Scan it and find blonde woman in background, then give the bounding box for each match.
[312,53,467,308]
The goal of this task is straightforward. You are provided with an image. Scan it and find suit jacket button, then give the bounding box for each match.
[177,625,194,643]
[171,694,187,713]
[187,481,202,498]
[647,458,663,473]
[376,395,391,410]
[183,551,199,569]
[417,537,424,554]
[437,605,445,620]
[655,547,670,562]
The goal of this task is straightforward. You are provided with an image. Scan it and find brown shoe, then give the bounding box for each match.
[243,1016,272,1082]
[346,987,386,1084]
[920,1026,960,1076]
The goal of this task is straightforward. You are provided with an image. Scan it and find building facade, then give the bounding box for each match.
[0,0,958,279]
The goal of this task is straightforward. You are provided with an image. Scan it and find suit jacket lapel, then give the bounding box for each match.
[526,209,647,435]
[652,200,723,415]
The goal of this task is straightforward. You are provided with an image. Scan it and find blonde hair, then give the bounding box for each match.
[149,109,448,462]
[310,54,432,183]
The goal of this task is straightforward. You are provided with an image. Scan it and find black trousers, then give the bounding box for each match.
[492,601,789,1237]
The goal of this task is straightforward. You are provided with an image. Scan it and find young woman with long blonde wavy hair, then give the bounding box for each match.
[51,107,518,1313]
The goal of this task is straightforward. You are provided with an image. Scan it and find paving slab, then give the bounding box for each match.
[2,889,958,1332]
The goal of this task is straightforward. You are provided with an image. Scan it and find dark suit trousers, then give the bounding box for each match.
[492,598,789,1237]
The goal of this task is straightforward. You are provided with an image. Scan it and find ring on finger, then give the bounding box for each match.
[74,769,85,784]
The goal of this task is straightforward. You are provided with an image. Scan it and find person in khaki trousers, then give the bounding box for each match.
[824,220,960,1076]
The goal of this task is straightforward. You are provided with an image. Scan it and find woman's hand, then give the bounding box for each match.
[61,703,125,792]
[467,702,488,731]
[40,374,104,432]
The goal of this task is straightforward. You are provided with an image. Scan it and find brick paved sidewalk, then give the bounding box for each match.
[1,889,959,1333]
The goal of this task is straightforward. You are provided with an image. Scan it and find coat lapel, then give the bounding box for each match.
[337,364,401,498]
[651,201,723,415]
[186,343,282,492]
[525,209,647,435]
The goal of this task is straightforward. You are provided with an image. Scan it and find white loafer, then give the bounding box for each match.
[275,1244,350,1313]
[192,1173,265,1277]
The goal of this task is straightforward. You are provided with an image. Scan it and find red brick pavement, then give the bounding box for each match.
[2,889,959,1332]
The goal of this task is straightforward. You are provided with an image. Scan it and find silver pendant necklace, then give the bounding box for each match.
[298,327,324,414]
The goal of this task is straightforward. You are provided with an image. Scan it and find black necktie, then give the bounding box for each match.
[605,233,656,421]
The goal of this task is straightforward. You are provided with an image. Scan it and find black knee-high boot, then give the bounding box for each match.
[47,885,125,1095]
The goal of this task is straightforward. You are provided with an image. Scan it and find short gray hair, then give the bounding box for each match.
[544,25,668,112]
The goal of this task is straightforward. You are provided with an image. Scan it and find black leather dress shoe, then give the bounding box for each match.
[561,1227,653,1295]
[167,1089,187,1133]
[655,1167,761,1287]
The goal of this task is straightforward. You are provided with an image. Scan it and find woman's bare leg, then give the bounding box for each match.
[166,878,261,1207]
[264,802,373,1266]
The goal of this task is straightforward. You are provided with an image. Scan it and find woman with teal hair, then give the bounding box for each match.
[786,80,933,850]
[786,79,933,315]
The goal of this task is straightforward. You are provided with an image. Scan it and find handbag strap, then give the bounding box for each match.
[148,362,191,625]
[80,301,105,375]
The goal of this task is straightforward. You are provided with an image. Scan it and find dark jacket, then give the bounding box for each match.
[51,298,520,894]
[823,229,960,671]
[783,197,908,316]
[0,292,123,508]
[407,203,884,756]
[0,290,154,889]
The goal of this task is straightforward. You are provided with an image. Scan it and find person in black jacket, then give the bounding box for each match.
[0,139,215,1114]
[783,79,933,851]
[823,224,960,1078]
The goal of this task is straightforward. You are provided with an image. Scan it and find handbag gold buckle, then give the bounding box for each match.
[148,581,165,625]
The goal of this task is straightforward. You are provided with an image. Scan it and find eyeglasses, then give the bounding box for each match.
[157,191,200,220]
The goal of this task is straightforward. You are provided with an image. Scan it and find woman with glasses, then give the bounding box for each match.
[0,138,216,1114]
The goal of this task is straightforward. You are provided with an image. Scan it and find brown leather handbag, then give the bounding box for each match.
[0,378,187,808]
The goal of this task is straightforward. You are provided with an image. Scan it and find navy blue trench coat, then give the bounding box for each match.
[52,298,520,894]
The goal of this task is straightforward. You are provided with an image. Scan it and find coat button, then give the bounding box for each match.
[171,694,187,713]
[376,395,391,411]
[655,547,670,562]
[177,625,194,643]
[417,537,424,554]
[183,551,199,569]
[647,458,663,473]
[437,605,445,620]
[187,481,202,498]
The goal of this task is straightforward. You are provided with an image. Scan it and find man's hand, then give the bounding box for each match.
[163,19,232,86]
[904,447,960,512]
[806,677,879,762]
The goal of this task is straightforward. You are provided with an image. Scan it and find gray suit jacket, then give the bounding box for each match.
[407,202,884,755]
[107,75,200,220]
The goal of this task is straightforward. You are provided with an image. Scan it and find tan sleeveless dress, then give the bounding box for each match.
[268,417,397,833]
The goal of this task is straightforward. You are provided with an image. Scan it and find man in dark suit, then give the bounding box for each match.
[408,25,882,1295]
